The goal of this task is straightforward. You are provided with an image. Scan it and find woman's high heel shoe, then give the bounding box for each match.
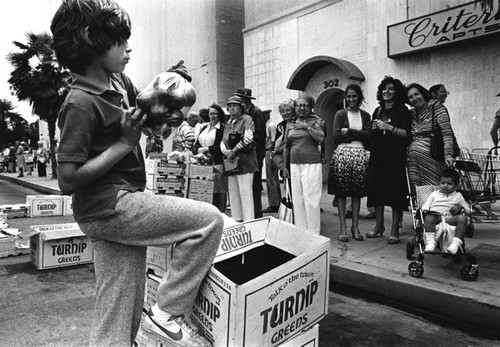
[366,228,385,238]
[351,227,364,241]
[339,232,348,242]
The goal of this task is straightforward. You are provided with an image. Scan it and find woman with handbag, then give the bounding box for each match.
[283,94,325,235]
[221,95,258,222]
[366,76,411,244]
[407,83,455,191]
[194,103,228,212]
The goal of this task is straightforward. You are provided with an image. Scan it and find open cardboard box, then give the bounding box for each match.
[188,216,330,346]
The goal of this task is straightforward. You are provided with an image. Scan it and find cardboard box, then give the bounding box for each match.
[23,223,94,270]
[280,324,319,347]
[189,179,214,194]
[26,195,64,217]
[144,188,188,198]
[142,217,328,347]
[0,204,28,219]
[189,163,214,180]
[62,195,73,216]
[144,273,161,312]
[190,217,329,346]
[146,245,172,277]
[146,175,187,191]
[145,158,188,176]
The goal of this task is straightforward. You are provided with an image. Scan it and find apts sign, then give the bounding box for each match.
[387,2,500,58]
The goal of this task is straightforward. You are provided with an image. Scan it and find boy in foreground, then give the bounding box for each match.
[51,1,223,346]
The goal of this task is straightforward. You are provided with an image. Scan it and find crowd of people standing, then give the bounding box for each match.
[0,140,49,177]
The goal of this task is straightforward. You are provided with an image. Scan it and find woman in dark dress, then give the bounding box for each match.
[366,76,411,244]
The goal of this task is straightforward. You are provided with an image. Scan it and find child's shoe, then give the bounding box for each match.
[446,237,463,255]
[144,304,211,347]
[424,232,436,252]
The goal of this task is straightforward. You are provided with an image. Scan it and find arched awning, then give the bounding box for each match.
[287,55,365,91]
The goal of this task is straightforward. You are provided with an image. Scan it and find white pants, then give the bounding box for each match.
[228,173,255,221]
[290,163,322,234]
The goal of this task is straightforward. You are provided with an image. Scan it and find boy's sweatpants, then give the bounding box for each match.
[78,190,224,347]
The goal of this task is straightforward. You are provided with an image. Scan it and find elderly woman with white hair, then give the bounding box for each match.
[283,94,325,235]
[221,95,258,222]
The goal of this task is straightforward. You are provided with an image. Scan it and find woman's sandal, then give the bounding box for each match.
[388,236,400,244]
[339,234,348,242]
[351,227,364,241]
[366,228,385,238]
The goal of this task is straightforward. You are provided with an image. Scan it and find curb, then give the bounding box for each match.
[329,261,500,336]
[0,175,61,195]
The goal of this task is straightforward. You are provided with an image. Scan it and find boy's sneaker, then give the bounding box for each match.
[446,237,463,255]
[144,307,211,347]
[424,233,436,252]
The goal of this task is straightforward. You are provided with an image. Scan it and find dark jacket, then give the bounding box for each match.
[332,108,372,150]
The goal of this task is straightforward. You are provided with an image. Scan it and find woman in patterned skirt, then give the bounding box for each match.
[328,84,371,242]
[406,83,455,191]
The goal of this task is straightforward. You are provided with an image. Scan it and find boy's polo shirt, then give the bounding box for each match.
[57,72,145,223]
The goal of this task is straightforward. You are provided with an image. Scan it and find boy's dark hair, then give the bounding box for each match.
[50,0,131,74]
[440,167,460,185]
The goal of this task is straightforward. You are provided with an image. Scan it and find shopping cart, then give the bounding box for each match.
[455,146,500,224]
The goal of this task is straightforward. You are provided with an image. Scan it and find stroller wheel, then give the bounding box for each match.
[406,242,414,260]
[408,261,424,278]
[460,264,479,281]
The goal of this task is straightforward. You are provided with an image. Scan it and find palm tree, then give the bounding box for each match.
[7,32,71,179]
[0,98,29,148]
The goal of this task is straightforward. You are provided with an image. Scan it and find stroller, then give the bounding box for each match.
[405,184,479,281]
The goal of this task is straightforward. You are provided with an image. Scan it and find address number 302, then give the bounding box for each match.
[323,79,339,88]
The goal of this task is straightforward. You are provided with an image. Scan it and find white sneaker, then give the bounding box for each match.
[144,307,211,347]
[446,238,463,255]
[425,242,436,252]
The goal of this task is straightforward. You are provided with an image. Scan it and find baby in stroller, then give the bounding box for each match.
[422,167,470,255]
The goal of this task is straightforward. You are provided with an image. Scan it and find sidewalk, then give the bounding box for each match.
[1,171,500,335]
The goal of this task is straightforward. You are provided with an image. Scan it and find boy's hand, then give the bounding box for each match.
[449,204,464,215]
[120,107,147,147]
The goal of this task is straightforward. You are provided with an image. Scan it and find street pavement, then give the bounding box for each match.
[1,171,500,337]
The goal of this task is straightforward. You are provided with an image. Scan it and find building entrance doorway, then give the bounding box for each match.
[315,88,344,181]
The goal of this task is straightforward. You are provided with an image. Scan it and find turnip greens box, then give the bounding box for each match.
[22,223,94,270]
[189,217,330,347]
[26,195,64,217]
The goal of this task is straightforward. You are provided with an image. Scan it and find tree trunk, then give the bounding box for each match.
[48,118,58,179]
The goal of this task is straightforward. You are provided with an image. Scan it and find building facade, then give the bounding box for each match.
[243,0,500,177]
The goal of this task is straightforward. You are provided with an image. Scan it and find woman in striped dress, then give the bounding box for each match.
[406,83,455,192]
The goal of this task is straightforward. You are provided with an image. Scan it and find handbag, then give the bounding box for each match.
[430,104,460,160]
[228,132,255,154]
[223,157,241,175]
[277,178,294,224]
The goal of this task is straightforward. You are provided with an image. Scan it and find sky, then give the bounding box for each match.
[0,0,59,123]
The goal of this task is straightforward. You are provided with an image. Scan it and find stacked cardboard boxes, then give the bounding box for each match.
[188,163,214,203]
[138,217,329,346]
[0,204,28,218]
[145,156,188,198]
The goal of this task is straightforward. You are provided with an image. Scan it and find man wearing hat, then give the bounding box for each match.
[232,88,267,218]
